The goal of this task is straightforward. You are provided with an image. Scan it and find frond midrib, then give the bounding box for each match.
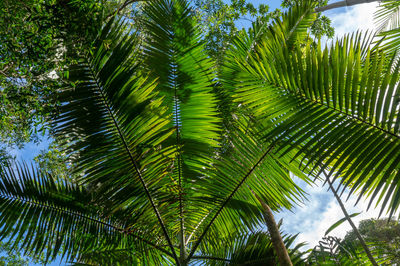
[84,58,179,262]
[293,92,400,141]
[0,191,173,256]
[186,145,275,261]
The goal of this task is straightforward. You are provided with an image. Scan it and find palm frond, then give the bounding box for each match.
[374,1,400,54]
[307,236,391,265]
[231,19,400,218]
[71,244,174,265]
[54,17,180,261]
[184,115,312,261]
[193,230,307,265]
[375,0,400,33]
[141,0,222,255]
[0,164,168,264]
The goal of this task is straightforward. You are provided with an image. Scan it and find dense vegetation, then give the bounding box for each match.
[1,0,400,265]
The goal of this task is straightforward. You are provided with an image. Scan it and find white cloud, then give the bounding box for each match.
[327,2,378,38]
[277,178,389,251]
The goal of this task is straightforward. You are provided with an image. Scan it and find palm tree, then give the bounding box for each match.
[0,0,310,265]
[1,0,400,265]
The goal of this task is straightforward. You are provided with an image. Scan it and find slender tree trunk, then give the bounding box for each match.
[315,0,381,13]
[179,230,187,265]
[254,194,293,266]
[324,171,378,266]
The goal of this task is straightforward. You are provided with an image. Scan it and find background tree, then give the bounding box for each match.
[0,242,28,266]
[193,0,280,63]
[0,0,335,163]
[344,218,400,263]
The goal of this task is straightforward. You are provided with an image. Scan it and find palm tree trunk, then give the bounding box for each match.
[324,172,378,266]
[254,194,293,266]
[315,0,381,13]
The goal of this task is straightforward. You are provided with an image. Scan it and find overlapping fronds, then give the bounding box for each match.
[375,0,400,33]
[307,236,391,265]
[184,119,309,259]
[0,164,166,264]
[269,0,317,50]
[53,17,180,261]
[72,243,174,265]
[5,0,400,264]
[374,0,400,54]
[192,230,306,265]
[229,5,400,218]
[138,1,315,262]
[141,0,222,245]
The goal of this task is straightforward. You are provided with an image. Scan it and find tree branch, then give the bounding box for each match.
[323,170,378,266]
[315,0,381,13]
[105,0,142,20]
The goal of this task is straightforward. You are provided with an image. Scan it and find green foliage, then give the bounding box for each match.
[374,0,400,54]
[200,230,307,265]
[232,12,400,217]
[0,1,316,264]
[0,0,59,147]
[344,218,400,263]
[193,0,281,63]
[324,212,361,236]
[311,14,334,39]
[0,0,333,153]
[307,236,375,265]
[375,0,400,32]
[3,0,400,265]
[0,242,28,266]
[0,0,129,150]
[282,0,334,39]
[34,139,80,182]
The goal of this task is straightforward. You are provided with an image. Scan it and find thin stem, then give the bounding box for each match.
[185,208,214,245]
[172,50,186,262]
[323,170,378,266]
[186,145,274,262]
[87,63,180,264]
[105,0,141,20]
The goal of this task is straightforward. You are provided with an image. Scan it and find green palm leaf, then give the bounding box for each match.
[194,230,307,265]
[374,0,400,54]
[375,0,400,33]
[3,0,391,264]
[232,8,400,217]
[141,0,222,248]
[54,18,180,261]
[0,164,169,264]
[308,235,391,265]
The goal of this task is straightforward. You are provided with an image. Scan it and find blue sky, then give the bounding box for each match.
[10,0,385,263]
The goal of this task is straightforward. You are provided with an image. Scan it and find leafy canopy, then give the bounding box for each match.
[2,0,400,265]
